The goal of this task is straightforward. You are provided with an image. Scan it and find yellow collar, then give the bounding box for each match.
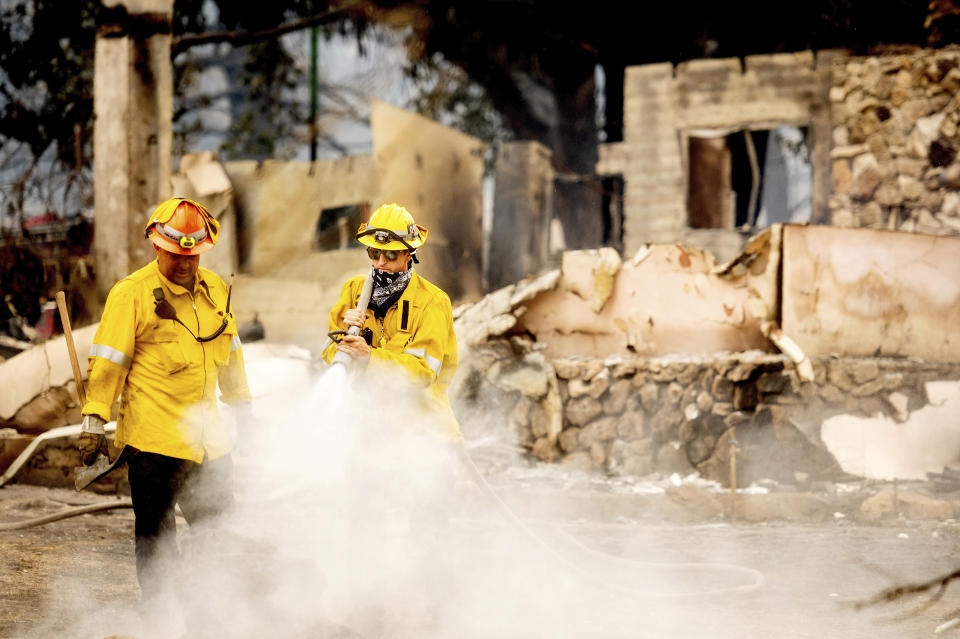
[153,260,214,305]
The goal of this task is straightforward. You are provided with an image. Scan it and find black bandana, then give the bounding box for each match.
[369,268,412,317]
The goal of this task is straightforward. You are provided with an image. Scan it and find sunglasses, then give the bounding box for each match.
[366,247,403,261]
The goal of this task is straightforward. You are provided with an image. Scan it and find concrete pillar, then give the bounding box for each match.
[489,142,554,289]
[810,49,848,226]
[621,63,685,255]
[93,0,174,298]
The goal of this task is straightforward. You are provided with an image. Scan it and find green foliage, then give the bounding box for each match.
[0,0,942,221]
[0,0,97,167]
[410,57,511,148]
[218,39,305,160]
[409,56,511,172]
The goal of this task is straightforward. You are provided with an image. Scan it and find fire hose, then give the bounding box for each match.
[455,447,764,600]
[1,451,764,600]
[0,499,132,531]
[325,267,375,367]
[322,268,764,600]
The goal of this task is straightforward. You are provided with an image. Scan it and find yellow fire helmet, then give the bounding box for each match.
[356,203,428,252]
[144,197,220,256]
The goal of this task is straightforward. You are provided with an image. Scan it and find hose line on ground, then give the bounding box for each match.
[0,499,133,531]
[1,453,766,601]
[456,447,766,601]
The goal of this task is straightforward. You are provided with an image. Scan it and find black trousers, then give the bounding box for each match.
[126,449,234,598]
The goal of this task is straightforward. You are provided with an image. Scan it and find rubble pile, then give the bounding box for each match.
[0,325,103,488]
[830,46,960,233]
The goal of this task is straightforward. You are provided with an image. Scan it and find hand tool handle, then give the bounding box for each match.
[55,291,87,407]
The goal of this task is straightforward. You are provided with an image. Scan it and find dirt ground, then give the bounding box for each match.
[0,485,138,637]
[3,455,960,639]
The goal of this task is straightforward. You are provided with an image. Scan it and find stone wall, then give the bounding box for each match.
[830,46,960,233]
[455,341,960,487]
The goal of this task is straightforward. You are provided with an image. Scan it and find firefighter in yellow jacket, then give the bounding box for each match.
[78,197,252,600]
[322,203,460,442]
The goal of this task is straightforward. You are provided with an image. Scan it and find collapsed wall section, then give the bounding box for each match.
[452,227,960,484]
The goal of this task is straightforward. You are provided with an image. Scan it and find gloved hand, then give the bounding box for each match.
[79,414,108,465]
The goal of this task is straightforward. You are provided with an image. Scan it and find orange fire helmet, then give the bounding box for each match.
[144,198,219,256]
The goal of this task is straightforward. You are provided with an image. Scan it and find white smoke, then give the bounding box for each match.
[14,343,950,639]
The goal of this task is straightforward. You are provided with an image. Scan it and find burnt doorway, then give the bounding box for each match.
[688,136,733,229]
[688,127,811,231]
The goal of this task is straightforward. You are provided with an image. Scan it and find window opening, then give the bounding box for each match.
[601,175,624,249]
[314,203,368,251]
[687,126,811,230]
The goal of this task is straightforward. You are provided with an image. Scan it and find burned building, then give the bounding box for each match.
[491,45,960,284]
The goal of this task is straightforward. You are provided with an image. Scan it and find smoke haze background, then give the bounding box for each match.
[12,343,960,639]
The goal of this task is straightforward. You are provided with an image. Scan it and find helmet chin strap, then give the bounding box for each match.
[357,227,420,263]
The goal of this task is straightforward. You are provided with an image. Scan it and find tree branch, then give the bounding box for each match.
[172,2,367,56]
[855,567,960,610]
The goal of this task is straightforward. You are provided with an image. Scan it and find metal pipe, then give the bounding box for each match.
[309,26,318,162]
[729,427,738,521]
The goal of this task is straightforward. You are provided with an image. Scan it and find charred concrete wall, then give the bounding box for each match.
[829,46,960,233]
[218,101,485,303]
[371,99,486,302]
[224,155,375,282]
[781,224,960,361]
[488,142,555,289]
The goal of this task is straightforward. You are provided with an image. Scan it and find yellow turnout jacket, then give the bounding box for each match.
[323,270,461,442]
[82,260,251,462]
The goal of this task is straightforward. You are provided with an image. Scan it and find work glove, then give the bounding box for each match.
[79,414,108,466]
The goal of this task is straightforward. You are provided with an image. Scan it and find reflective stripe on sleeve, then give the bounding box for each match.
[425,353,442,375]
[231,335,242,352]
[89,343,132,368]
[404,348,443,376]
